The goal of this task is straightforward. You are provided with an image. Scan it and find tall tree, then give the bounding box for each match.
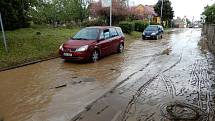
[154,0,174,26]
[30,0,89,25]
[202,4,215,24]
[0,0,35,30]
[89,0,128,25]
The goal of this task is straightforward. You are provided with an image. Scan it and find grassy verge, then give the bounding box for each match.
[125,31,142,47]
[0,26,80,69]
[0,27,141,69]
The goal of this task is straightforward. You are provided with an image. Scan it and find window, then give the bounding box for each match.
[109,28,118,37]
[99,31,105,40]
[115,27,124,37]
[73,28,99,40]
[104,29,110,39]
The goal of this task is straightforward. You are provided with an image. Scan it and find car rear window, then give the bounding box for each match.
[115,27,124,37]
[109,28,118,37]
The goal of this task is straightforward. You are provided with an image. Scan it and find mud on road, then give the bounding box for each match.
[72,29,215,121]
[0,28,215,121]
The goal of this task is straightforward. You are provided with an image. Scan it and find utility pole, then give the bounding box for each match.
[0,12,8,52]
[160,0,163,25]
[110,0,112,26]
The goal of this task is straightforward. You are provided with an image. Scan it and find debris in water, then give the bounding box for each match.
[55,84,67,89]
[162,48,172,55]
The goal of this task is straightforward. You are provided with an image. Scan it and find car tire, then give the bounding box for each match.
[91,50,99,62]
[118,43,124,53]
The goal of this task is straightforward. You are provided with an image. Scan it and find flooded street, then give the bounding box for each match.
[0,28,215,121]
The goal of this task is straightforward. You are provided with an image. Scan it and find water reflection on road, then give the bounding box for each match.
[0,29,207,121]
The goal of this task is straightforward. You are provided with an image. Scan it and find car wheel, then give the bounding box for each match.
[118,43,124,53]
[91,50,99,62]
[161,35,163,39]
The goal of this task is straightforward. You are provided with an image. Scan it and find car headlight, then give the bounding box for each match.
[59,44,64,51]
[142,32,145,35]
[76,45,89,52]
[151,32,157,35]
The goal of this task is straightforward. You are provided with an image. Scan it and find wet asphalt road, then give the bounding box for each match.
[0,28,215,121]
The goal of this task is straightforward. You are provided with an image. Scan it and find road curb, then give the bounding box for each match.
[71,67,142,121]
[0,56,59,72]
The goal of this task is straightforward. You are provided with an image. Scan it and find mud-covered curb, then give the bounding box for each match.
[70,61,151,121]
[0,56,59,72]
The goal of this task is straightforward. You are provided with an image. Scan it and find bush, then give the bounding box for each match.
[119,21,134,34]
[81,19,106,27]
[133,20,148,32]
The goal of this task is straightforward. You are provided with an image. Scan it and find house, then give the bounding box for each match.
[173,16,187,28]
[130,4,161,24]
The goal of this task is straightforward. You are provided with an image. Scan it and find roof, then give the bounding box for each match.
[86,26,118,30]
[131,4,157,16]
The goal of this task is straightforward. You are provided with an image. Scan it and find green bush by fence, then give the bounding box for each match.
[119,21,134,34]
[82,19,106,27]
[133,20,148,32]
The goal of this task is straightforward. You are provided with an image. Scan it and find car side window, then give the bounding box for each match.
[104,29,110,39]
[99,31,105,40]
[109,28,118,37]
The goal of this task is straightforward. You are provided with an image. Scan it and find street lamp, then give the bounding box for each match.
[110,0,112,26]
[0,12,8,52]
[160,0,163,25]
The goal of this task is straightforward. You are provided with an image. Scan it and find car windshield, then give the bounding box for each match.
[145,26,158,31]
[72,28,99,40]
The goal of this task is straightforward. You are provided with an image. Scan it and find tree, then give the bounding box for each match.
[154,0,174,26]
[30,0,89,26]
[89,0,129,25]
[0,0,35,30]
[202,4,215,24]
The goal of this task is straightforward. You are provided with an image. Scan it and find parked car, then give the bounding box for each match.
[142,25,164,40]
[59,26,125,62]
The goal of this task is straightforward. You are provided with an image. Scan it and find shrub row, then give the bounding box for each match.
[81,18,106,27]
[119,20,161,34]
[119,21,134,34]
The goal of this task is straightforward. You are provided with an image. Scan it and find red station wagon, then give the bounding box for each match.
[59,26,125,62]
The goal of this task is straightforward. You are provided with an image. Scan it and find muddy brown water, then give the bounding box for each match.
[72,29,215,121]
[0,30,170,121]
[1,28,214,121]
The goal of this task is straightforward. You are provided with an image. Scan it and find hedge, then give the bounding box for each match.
[119,21,134,34]
[82,19,106,27]
[133,20,148,32]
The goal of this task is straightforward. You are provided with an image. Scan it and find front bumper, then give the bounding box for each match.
[59,50,91,61]
[142,35,157,39]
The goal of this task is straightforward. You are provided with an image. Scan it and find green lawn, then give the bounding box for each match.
[0,26,141,69]
[0,26,80,69]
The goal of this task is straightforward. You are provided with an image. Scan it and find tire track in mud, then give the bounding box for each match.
[190,58,213,120]
[161,74,176,99]
[121,53,183,121]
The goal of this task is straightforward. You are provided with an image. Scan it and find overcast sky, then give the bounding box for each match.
[130,0,215,20]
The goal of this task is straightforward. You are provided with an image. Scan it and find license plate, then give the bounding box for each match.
[63,53,72,56]
[146,36,150,37]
